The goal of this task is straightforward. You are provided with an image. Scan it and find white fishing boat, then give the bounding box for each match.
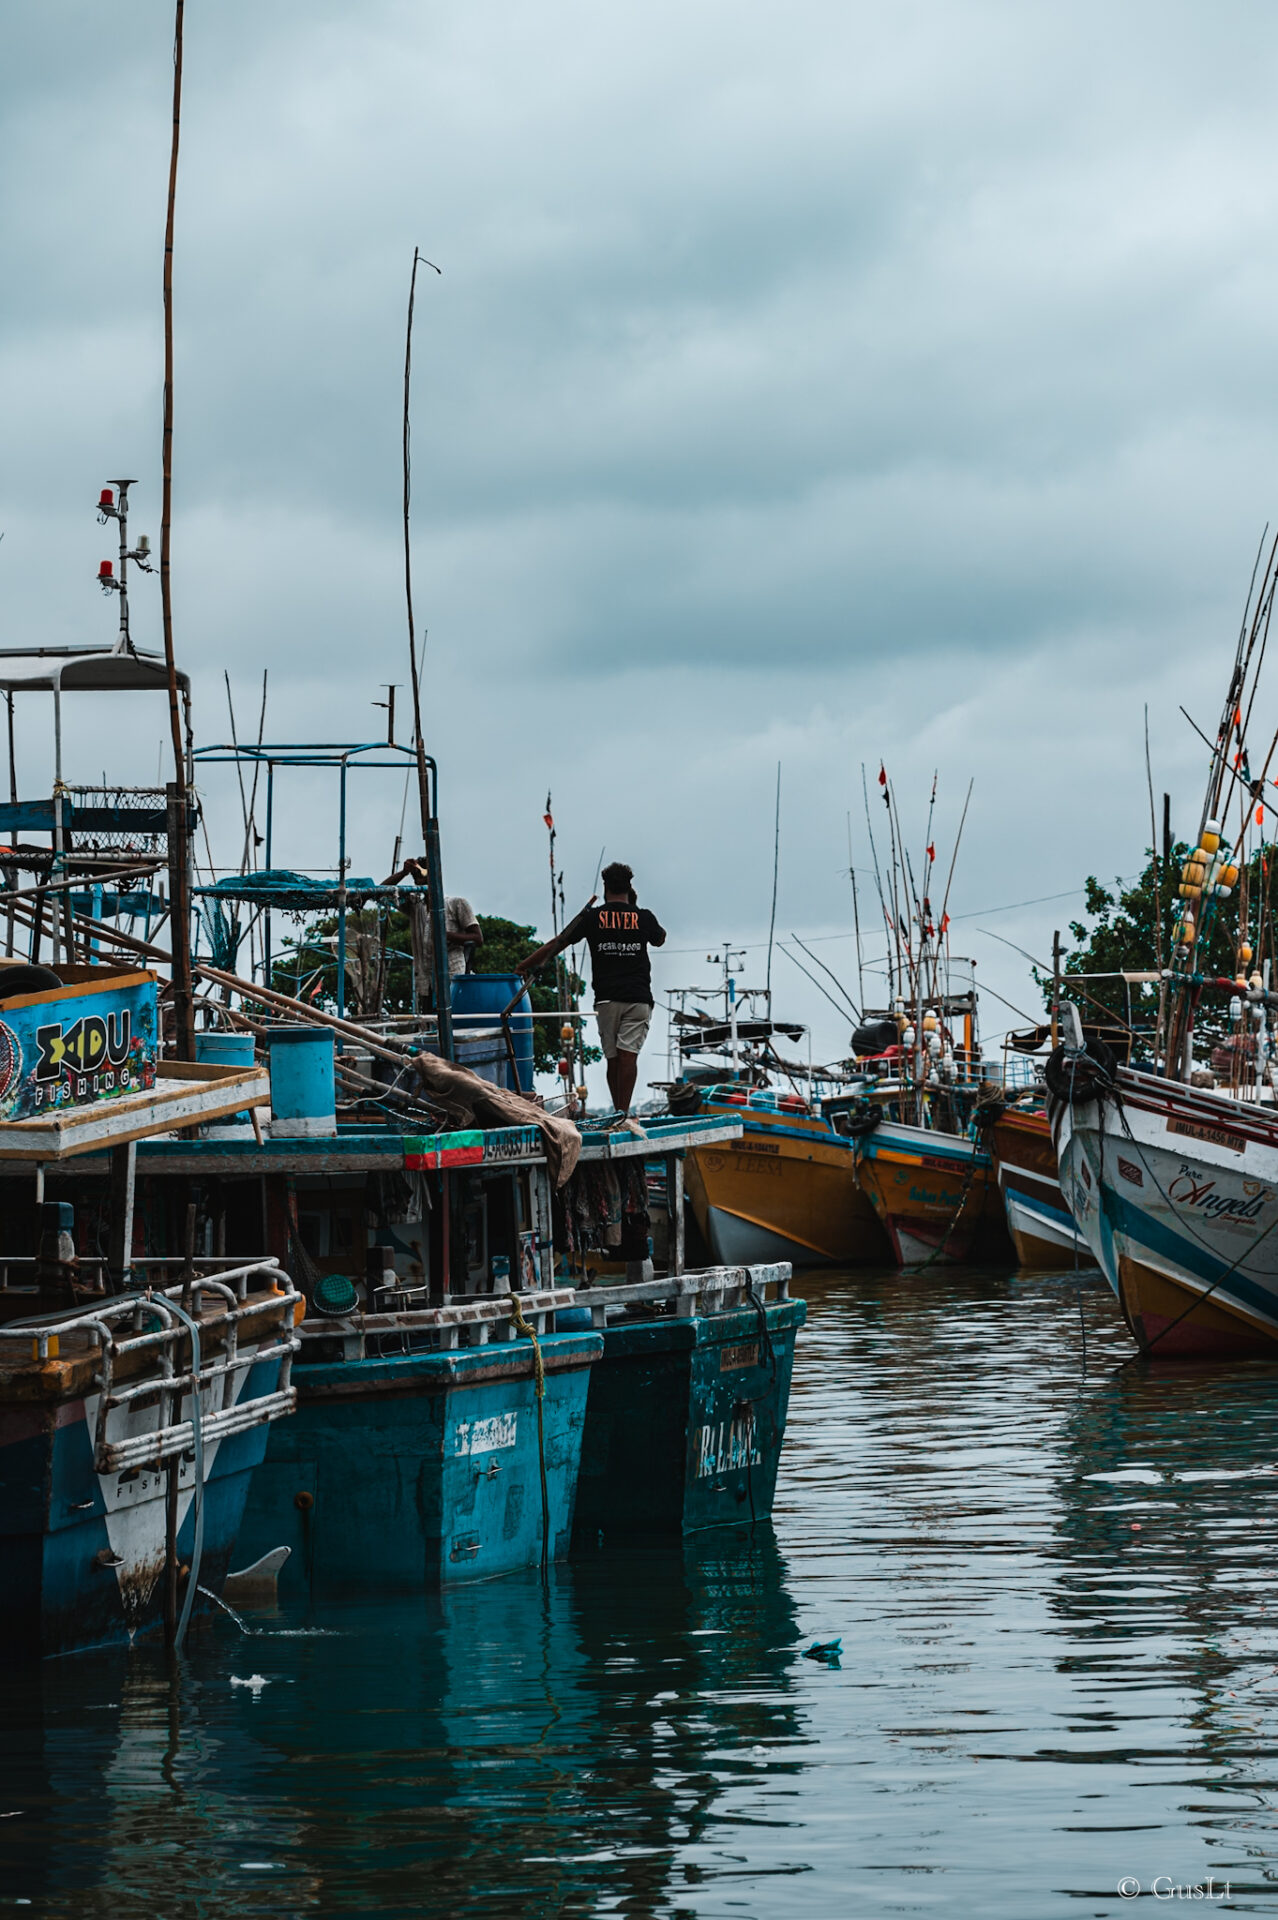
[1051,539,1278,1356]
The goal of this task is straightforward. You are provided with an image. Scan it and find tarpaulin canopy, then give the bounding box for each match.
[195,870,402,912]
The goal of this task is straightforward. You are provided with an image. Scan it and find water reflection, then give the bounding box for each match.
[14,1270,1278,1914]
[1,1531,802,1917]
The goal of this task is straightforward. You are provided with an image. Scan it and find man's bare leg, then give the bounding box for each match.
[611,1049,639,1116]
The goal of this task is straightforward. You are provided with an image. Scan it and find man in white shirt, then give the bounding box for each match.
[384,858,482,1006]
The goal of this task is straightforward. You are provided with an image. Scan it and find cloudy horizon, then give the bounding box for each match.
[4,1,1278,1079]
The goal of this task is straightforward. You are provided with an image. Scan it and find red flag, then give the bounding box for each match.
[1258,805,1266,827]
[940,912,950,934]
[926,843,936,862]
[543,813,554,830]
[878,766,887,787]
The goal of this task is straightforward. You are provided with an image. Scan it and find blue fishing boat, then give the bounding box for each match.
[571,1264,805,1541]
[236,1289,601,1594]
[0,963,299,1657]
[0,1260,300,1657]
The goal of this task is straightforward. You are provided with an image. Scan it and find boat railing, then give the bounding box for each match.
[0,1254,293,1301]
[573,1262,792,1328]
[295,1264,793,1358]
[296,1286,578,1360]
[0,1258,301,1473]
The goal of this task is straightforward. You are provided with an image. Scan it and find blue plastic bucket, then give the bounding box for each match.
[196,1029,257,1133]
[451,974,534,1094]
[266,1025,336,1136]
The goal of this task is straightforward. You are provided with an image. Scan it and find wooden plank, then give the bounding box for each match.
[0,1066,271,1159]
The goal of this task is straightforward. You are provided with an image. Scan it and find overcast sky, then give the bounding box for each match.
[4,1,1278,1077]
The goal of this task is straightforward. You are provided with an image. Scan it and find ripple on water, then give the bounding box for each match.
[7,1266,1278,1915]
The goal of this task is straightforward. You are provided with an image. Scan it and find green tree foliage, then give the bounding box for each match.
[269,909,596,1074]
[1046,842,1269,1048]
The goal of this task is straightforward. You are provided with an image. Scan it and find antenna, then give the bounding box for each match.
[372,683,400,746]
[95,479,153,654]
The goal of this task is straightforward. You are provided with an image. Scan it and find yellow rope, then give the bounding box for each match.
[509,1292,549,1570]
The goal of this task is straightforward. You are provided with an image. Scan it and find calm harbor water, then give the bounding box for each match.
[8,1268,1278,1916]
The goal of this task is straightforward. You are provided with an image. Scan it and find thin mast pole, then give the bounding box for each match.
[4,693,14,958]
[861,765,892,1001]
[847,811,865,1015]
[160,0,194,1058]
[402,246,452,1056]
[765,761,781,1005]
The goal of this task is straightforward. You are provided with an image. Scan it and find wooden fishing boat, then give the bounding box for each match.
[1051,537,1278,1356]
[0,1260,300,1655]
[236,1288,602,1594]
[683,1087,891,1268]
[853,1114,1009,1266]
[988,1103,1090,1269]
[572,1263,805,1541]
[1052,1057,1278,1356]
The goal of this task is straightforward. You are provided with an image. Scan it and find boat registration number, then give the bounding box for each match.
[720,1342,759,1371]
[730,1140,780,1155]
[454,1412,518,1455]
[1168,1117,1247,1155]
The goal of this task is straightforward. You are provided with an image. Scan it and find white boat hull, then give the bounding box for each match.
[1053,1069,1278,1357]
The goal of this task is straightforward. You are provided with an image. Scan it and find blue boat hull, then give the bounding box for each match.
[0,1355,281,1658]
[235,1329,602,1596]
[573,1298,806,1542]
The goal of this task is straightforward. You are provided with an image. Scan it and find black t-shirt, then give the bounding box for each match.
[567,901,667,1005]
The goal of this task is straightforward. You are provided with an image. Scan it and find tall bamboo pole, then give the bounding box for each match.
[160,0,195,1059]
[401,248,453,1056]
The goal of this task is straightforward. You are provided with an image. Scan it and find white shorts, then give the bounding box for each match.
[595,1000,652,1059]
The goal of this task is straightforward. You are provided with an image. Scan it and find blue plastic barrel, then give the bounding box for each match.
[196,1029,257,1132]
[266,1025,336,1136]
[451,974,534,1094]
[195,1032,256,1071]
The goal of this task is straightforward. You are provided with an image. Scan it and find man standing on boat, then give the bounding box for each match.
[383,857,483,1008]
[519,861,666,1124]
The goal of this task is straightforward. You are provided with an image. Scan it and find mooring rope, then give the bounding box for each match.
[509,1292,550,1572]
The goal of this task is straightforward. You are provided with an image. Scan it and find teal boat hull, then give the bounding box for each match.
[573,1298,806,1542]
[236,1329,602,1595]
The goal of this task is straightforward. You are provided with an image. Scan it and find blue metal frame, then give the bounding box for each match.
[192,740,437,1033]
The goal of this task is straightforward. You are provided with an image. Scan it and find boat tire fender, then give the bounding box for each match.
[1044,1036,1117,1105]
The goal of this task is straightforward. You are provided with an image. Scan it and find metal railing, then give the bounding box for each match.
[294,1267,793,1359]
[0,1258,301,1474]
[297,1286,576,1361]
[572,1262,791,1328]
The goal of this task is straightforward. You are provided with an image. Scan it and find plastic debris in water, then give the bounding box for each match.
[230,1674,270,1694]
[802,1638,842,1667]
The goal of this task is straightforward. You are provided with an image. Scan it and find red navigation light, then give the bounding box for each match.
[98,488,114,509]
[98,560,114,578]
